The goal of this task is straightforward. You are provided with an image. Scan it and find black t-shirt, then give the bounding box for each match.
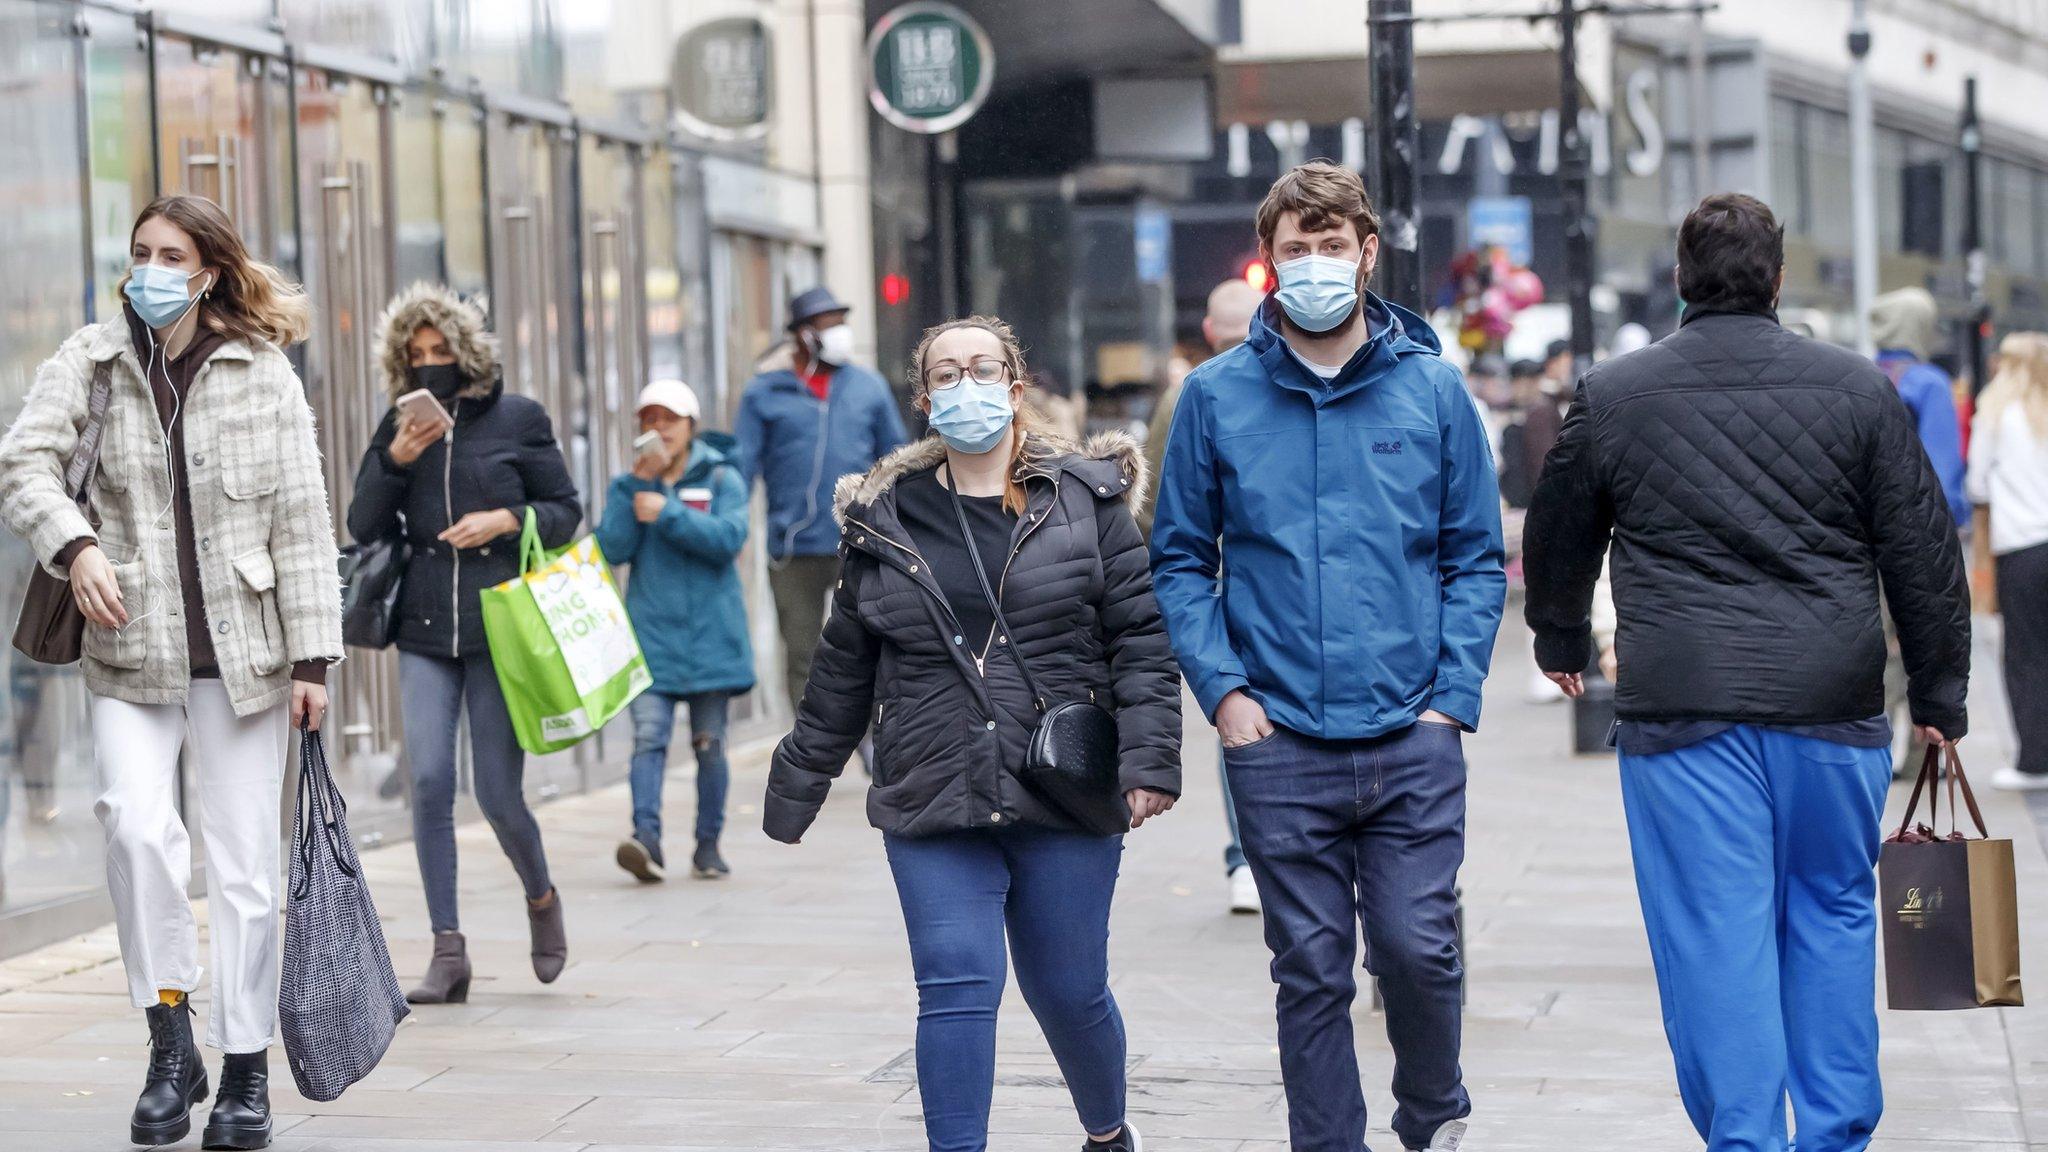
[896,469,1020,653]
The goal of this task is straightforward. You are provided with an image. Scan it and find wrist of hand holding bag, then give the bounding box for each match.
[942,470,1126,836]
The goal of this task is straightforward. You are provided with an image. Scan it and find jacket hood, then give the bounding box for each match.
[1870,286,1938,361]
[1244,292,1443,402]
[375,282,501,403]
[833,429,1149,526]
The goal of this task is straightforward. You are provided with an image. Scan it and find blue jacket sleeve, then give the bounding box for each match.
[1429,369,1508,730]
[593,474,650,566]
[652,465,750,564]
[1147,377,1250,721]
[873,379,909,458]
[735,385,766,491]
[1900,365,1970,530]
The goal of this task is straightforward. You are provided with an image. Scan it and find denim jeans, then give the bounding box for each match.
[1620,726,1891,1152]
[1219,737,1246,873]
[882,826,1127,1152]
[1227,721,1469,1152]
[399,651,553,934]
[627,690,731,844]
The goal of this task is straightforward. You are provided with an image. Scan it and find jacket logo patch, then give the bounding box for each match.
[1372,440,1404,455]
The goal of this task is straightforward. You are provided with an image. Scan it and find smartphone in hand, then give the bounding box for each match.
[634,430,665,460]
[396,388,454,433]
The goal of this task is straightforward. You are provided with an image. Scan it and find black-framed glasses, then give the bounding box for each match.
[924,358,1009,391]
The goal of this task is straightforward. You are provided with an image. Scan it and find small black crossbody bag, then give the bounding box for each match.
[942,471,1127,836]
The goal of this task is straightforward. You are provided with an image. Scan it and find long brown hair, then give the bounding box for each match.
[124,195,311,348]
[911,315,1041,515]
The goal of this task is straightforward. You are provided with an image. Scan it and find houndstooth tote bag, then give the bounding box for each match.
[280,727,409,1101]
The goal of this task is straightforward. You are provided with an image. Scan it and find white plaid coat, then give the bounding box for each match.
[0,320,344,716]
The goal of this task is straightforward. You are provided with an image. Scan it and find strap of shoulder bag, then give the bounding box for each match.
[64,359,114,505]
[942,467,1047,713]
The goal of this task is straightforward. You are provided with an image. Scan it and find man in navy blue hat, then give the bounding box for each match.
[736,286,908,721]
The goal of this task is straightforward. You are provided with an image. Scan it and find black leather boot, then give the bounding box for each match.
[201,1050,273,1150]
[131,1000,208,1146]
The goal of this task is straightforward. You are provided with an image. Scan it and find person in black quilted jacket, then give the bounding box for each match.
[1523,193,1970,1152]
[763,316,1180,1152]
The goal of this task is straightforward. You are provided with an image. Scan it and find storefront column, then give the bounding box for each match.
[813,0,879,358]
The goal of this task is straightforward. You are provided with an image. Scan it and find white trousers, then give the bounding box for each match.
[91,682,288,1052]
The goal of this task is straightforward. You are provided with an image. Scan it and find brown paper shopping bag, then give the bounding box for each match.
[1879,745,2024,1010]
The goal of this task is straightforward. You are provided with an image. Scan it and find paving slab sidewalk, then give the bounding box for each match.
[1,620,2043,1151]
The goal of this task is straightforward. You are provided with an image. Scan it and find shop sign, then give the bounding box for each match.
[1467,197,1534,267]
[672,16,773,142]
[867,2,995,135]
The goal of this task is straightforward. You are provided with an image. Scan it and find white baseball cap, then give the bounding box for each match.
[636,378,700,421]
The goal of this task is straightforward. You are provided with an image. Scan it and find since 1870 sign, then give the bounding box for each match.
[867,2,994,135]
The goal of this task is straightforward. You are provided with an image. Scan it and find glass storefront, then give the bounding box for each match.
[0,0,820,957]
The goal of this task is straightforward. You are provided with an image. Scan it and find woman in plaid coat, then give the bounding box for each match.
[0,195,342,1151]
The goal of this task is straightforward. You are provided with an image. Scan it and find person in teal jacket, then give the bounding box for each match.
[596,379,755,882]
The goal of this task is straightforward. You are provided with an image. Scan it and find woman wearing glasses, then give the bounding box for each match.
[764,316,1181,1152]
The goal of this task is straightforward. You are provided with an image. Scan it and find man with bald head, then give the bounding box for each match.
[1144,276,1267,915]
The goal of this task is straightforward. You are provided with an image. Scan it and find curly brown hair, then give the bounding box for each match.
[1255,160,1381,251]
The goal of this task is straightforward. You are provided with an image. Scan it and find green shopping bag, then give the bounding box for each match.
[480,509,652,754]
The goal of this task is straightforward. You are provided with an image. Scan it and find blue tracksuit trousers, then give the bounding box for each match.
[1618,725,1892,1152]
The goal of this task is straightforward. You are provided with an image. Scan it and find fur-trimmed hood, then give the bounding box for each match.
[375,282,501,402]
[833,429,1148,527]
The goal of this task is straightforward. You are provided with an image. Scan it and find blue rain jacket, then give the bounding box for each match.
[1876,350,1971,531]
[595,436,756,699]
[735,362,909,558]
[1150,294,1506,738]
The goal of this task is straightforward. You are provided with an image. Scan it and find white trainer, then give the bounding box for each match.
[1229,866,1261,915]
[1419,1117,1467,1152]
[1991,766,2048,792]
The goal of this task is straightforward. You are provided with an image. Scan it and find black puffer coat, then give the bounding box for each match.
[764,431,1182,841]
[1524,308,1970,736]
[348,284,581,660]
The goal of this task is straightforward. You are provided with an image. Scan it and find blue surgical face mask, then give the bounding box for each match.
[1273,254,1361,334]
[124,263,209,330]
[926,378,1015,455]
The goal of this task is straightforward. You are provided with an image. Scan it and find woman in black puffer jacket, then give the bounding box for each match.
[348,283,581,1005]
[764,316,1181,1152]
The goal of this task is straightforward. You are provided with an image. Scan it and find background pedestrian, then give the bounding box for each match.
[1970,331,2048,791]
[596,378,754,878]
[349,283,582,1005]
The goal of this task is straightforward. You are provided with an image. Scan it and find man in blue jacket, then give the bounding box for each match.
[737,287,908,719]
[1152,161,1505,1152]
[1870,286,1969,531]
[597,380,755,882]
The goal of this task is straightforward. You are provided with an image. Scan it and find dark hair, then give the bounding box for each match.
[1256,160,1381,249]
[1676,193,1785,314]
[1544,339,1572,362]
[1509,358,1545,380]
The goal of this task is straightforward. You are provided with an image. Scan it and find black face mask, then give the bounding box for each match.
[411,363,467,401]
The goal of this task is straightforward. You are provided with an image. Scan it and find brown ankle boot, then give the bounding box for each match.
[528,890,567,983]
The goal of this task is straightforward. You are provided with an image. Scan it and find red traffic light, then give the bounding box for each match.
[1243,260,1270,293]
[881,273,911,306]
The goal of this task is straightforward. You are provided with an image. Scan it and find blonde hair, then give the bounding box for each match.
[1980,332,2048,441]
[911,315,1040,516]
[126,195,311,348]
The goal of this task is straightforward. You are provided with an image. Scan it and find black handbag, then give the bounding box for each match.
[13,359,113,666]
[338,523,408,650]
[943,472,1127,836]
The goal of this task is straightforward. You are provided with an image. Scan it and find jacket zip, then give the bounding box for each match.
[843,515,983,676]
[443,420,460,658]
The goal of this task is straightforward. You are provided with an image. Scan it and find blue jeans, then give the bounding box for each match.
[1620,726,1890,1152]
[883,826,1127,1152]
[399,651,553,934]
[1219,737,1246,873]
[1227,721,1469,1152]
[627,690,731,844]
